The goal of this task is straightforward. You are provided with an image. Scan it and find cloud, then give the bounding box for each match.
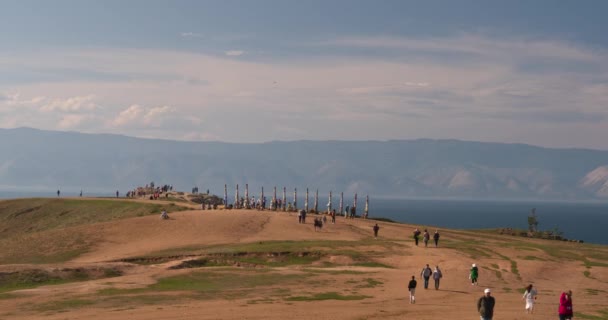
[225,50,245,56]
[180,32,203,38]
[143,105,173,125]
[0,92,46,109]
[40,95,98,112]
[58,114,96,129]
[2,33,608,148]
[112,104,186,129]
[111,104,145,127]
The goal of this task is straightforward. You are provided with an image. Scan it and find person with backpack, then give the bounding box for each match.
[421,264,432,289]
[413,228,421,246]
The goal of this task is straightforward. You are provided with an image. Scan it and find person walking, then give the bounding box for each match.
[413,228,421,246]
[433,230,440,247]
[421,264,432,289]
[558,290,573,320]
[408,275,417,304]
[423,229,430,247]
[522,284,537,314]
[373,223,380,239]
[470,263,479,285]
[477,288,495,320]
[432,266,443,290]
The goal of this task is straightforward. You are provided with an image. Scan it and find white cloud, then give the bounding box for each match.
[40,95,97,112]
[2,33,608,148]
[143,105,173,125]
[112,104,145,127]
[0,92,46,108]
[225,50,245,56]
[180,32,203,38]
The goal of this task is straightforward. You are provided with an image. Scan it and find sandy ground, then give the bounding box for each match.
[1,207,606,320]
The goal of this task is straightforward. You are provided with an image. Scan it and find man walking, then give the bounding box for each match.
[433,230,440,247]
[421,264,432,289]
[477,288,495,320]
[408,275,417,304]
[413,228,421,246]
[432,265,443,290]
[373,223,380,239]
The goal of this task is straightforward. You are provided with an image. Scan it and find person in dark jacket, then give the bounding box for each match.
[373,223,380,239]
[477,288,495,320]
[433,230,440,247]
[413,228,421,246]
[408,275,417,304]
[558,290,573,320]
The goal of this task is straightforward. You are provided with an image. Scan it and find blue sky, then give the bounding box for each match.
[1,0,607,149]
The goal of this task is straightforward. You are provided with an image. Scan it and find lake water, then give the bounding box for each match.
[2,192,607,245]
[369,198,608,245]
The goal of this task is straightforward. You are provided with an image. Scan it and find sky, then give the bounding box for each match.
[1,0,607,149]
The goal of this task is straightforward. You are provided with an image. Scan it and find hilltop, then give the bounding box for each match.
[0,197,607,319]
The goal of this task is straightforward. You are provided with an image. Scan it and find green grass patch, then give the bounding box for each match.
[304,269,370,275]
[0,293,18,300]
[352,262,392,268]
[285,292,371,301]
[443,240,491,259]
[0,198,189,237]
[510,261,521,280]
[584,259,608,268]
[126,239,398,267]
[100,270,308,296]
[490,263,499,269]
[482,266,503,281]
[0,267,122,293]
[575,310,608,320]
[0,270,69,293]
[32,299,95,313]
[356,278,383,288]
[583,270,592,278]
[585,288,606,296]
[522,255,546,261]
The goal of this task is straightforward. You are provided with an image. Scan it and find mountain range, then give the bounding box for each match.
[1,127,608,200]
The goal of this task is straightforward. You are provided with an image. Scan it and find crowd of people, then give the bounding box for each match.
[151,189,578,319]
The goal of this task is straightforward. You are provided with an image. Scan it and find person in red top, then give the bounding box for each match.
[558,290,573,320]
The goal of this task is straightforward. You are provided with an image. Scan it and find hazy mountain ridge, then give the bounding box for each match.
[1,127,608,200]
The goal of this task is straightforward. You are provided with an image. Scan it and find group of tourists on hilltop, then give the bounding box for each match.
[412,228,440,247]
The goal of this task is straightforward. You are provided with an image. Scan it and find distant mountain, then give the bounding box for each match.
[2,127,608,200]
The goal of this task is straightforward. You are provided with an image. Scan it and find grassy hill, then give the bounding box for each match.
[0,198,189,264]
[0,197,607,319]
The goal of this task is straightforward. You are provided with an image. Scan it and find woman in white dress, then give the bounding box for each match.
[522,284,538,313]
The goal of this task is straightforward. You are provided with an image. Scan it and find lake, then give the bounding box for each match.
[369,198,608,245]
